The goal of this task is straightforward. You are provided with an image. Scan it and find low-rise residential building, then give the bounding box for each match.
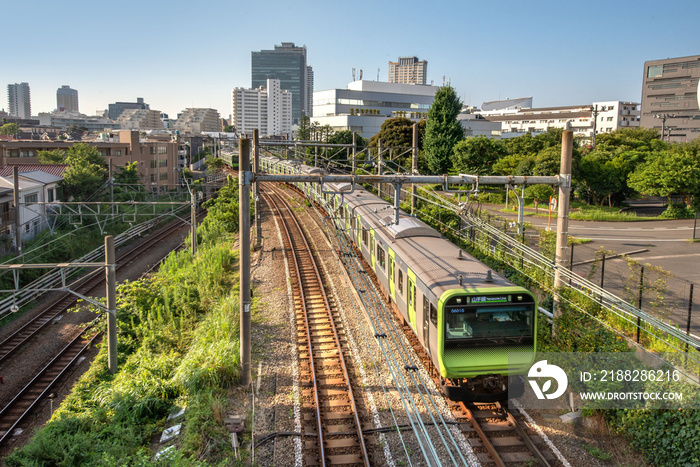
[116,109,164,130]
[174,108,221,134]
[37,111,119,131]
[0,169,62,242]
[478,101,640,141]
[0,130,178,190]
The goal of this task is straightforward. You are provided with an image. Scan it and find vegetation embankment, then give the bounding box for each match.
[5,178,247,466]
[406,188,700,467]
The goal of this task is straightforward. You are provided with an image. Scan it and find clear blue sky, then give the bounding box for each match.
[4,0,699,120]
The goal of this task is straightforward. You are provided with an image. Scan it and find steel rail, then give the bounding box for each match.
[264,187,370,467]
[0,218,189,367]
[266,186,370,466]
[0,327,101,446]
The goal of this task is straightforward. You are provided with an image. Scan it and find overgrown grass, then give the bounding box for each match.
[5,183,247,466]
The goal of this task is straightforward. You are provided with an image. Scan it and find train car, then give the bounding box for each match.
[260,159,536,401]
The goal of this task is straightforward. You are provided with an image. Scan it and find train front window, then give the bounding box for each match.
[444,295,534,345]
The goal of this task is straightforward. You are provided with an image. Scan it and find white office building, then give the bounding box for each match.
[312,80,439,138]
[232,79,292,138]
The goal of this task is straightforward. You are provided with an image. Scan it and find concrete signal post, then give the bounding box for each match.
[239,138,252,386]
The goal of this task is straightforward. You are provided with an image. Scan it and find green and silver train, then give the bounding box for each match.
[261,157,537,402]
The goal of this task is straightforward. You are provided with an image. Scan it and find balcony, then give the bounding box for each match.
[0,210,16,230]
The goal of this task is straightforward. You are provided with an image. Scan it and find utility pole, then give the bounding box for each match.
[377,139,383,199]
[411,123,418,214]
[352,132,357,174]
[190,188,197,255]
[590,104,607,148]
[553,130,573,335]
[239,138,252,386]
[13,167,21,256]
[105,235,118,374]
[109,159,114,217]
[253,130,262,250]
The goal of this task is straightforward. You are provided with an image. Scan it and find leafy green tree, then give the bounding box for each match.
[492,153,536,175]
[38,149,66,164]
[452,136,507,175]
[577,149,644,206]
[423,85,464,174]
[38,143,108,201]
[628,147,700,200]
[368,117,424,149]
[296,115,310,140]
[0,123,20,136]
[223,125,235,133]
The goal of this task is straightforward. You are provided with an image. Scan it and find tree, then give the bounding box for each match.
[452,136,507,175]
[0,123,20,136]
[423,85,464,174]
[628,147,700,200]
[223,125,235,133]
[38,143,108,201]
[296,115,310,140]
[326,130,367,161]
[368,117,424,149]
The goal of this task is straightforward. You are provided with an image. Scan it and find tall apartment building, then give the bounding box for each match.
[173,108,221,134]
[56,85,79,113]
[640,55,700,142]
[388,57,428,85]
[8,83,31,119]
[108,97,149,120]
[252,42,313,124]
[232,79,292,138]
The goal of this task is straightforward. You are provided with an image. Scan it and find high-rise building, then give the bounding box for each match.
[232,79,292,138]
[116,109,163,130]
[252,42,313,125]
[108,97,149,121]
[56,85,79,113]
[388,57,428,85]
[8,83,31,119]
[641,55,700,142]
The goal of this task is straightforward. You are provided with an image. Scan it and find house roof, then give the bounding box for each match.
[19,170,63,184]
[0,164,67,177]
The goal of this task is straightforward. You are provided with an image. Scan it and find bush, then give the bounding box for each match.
[659,203,694,219]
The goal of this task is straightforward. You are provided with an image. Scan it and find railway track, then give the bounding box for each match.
[453,400,555,467]
[0,326,101,445]
[0,217,189,368]
[263,185,371,467]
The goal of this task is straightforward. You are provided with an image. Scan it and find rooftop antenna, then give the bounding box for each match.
[377,68,380,81]
[442,75,445,86]
[352,68,356,81]
[359,69,363,80]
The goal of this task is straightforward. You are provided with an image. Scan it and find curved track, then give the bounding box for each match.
[264,185,370,467]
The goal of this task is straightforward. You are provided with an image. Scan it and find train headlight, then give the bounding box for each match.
[456,298,463,304]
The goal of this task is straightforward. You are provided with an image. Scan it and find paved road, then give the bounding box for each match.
[491,208,700,285]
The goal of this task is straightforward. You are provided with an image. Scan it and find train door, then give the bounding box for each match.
[422,295,430,355]
[407,268,417,330]
[370,231,375,269]
[388,249,396,299]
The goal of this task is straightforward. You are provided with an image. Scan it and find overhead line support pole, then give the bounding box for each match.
[239,138,252,387]
[553,130,573,335]
[377,139,383,199]
[253,130,262,250]
[105,235,118,374]
[13,167,21,256]
[412,123,418,214]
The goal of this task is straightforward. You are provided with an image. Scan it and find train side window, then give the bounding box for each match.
[398,270,404,296]
[377,246,386,270]
[423,295,429,317]
[430,302,437,325]
[362,228,368,246]
[389,257,394,283]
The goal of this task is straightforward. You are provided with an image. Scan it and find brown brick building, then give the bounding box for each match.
[0,131,180,189]
[641,55,700,142]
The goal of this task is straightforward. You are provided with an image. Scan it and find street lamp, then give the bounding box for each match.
[654,113,677,142]
[590,104,608,149]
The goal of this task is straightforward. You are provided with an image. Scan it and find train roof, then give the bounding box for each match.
[396,236,513,298]
[344,186,515,297]
[299,164,323,174]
